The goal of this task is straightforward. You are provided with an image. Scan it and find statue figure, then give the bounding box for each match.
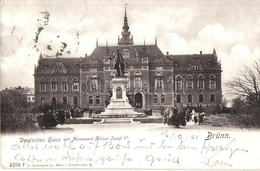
[109,49,125,77]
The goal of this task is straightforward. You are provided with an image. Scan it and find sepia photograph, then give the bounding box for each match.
[1,0,260,170]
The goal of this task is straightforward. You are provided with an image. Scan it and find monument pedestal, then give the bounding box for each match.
[96,77,144,120]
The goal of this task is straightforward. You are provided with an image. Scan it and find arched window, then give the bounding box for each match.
[74,96,78,107]
[72,77,79,91]
[176,76,182,90]
[176,94,181,103]
[154,94,158,103]
[40,79,46,92]
[142,57,148,63]
[199,94,204,103]
[186,75,193,89]
[161,94,165,103]
[62,78,68,92]
[198,75,204,89]
[210,94,215,103]
[188,95,192,103]
[63,97,67,105]
[89,96,93,105]
[51,97,56,106]
[134,71,142,76]
[155,72,163,89]
[96,96,100,104]
[51,78,57,92]
[209,75,216,89]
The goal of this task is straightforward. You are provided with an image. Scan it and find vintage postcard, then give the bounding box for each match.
[1,0,260,170]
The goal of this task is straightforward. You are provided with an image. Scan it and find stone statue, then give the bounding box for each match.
[110,49,125,77]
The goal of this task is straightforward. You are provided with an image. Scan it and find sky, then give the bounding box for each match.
[0,0,260,102]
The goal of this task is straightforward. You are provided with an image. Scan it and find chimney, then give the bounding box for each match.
[200,51,202,54]
[167,51,169,55]
[85,54,88,57]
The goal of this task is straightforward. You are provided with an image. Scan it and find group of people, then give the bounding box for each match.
[186,109,205,125]
[161,106,205,127]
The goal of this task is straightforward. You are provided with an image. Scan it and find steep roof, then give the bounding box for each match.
[88,44,168,64]
[35,57,83,74]
[166,53,221,71]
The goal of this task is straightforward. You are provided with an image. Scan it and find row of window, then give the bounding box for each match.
[40,78,79,92]
[153,94,216,104]
[39,73,216,92]
[176,94,215,103]
[176,75,216,90]
[40,82,79,92]
[41,96,101,106]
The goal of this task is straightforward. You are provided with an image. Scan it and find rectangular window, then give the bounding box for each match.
[96,96,100,104]
[73,82,79,91]
[62,82,68,92]
[176,77,182,90]
[210,94,215,102]
[63,97,67,105]
[187,82,192,89]
[199,94,204,103]
[51,82,57,92]
[89,96,93,105]
[156,77,163,89]
[209,79,216,89]
[177,95,181,103]
[91,80,99,91]
[154,95,158,103]
[161,95,165,103]
[40,82,46,92]
[74,96,78,106]
[188,95,192,103]
[134,78,142,88]
[198,81,204,89]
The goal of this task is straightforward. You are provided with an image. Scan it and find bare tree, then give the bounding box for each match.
[226,59,260,104]
[226,59,260,126]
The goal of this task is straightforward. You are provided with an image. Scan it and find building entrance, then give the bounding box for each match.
[134,93,142,108]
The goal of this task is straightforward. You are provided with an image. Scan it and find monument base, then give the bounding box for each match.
[95,77,144,120]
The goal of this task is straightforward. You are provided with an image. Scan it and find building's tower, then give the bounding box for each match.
[118,4,134,46]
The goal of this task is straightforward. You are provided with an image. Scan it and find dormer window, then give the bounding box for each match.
[208,60,211,66]
[142,57,148,63]
[192,65,199,70]
[75,64,79,69]
[104,58,110,64]
[175,62,178,67]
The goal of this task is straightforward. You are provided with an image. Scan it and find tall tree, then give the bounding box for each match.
[226,59,260,126]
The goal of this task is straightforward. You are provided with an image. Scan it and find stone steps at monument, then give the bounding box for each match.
[93,118,141,124]
[103,118,132,123]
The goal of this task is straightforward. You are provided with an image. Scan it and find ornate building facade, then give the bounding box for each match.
[34,8,222,111]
